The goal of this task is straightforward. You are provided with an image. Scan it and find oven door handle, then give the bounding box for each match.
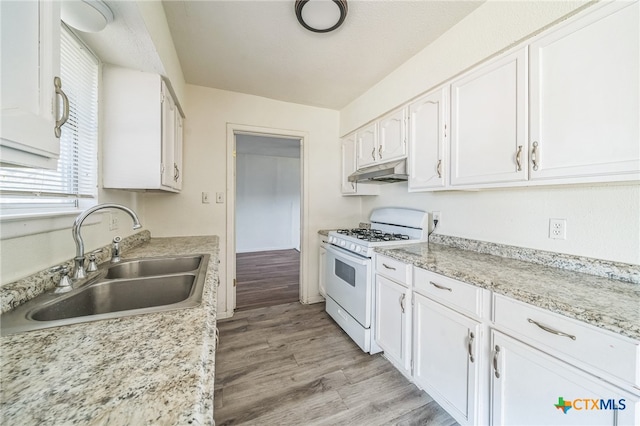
[325,244,370,265]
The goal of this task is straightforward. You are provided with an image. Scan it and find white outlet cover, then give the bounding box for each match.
[549,218,567,240]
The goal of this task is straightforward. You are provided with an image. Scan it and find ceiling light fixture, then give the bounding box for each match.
[295,0,348,33]
[61,0,114,33]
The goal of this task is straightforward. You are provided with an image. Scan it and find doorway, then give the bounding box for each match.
[234,133,302,311]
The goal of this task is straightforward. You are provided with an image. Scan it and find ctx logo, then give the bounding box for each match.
[554,397,626,414]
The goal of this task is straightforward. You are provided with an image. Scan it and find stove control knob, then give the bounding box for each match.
[329,236,335,243]
[349,244,356,250]
[340,240,346,247]
[355,246,362,253]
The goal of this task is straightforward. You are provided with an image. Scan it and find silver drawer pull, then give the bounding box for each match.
[493,345,501,378]
[430,281,452,292]
[527,318,576,341]
[399,293,406,313]
[382,263,396,271]
[468,332,475,363]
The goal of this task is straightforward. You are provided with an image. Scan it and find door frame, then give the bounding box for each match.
[224,123,310,318]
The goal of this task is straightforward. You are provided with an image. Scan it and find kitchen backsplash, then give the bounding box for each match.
[430,234,640,285]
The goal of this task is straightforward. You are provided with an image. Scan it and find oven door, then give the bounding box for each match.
[324,244,372,328]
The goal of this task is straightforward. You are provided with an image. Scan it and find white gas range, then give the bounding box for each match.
[324,207,429,353]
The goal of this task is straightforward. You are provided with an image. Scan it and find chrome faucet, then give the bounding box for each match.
[72,203,142,279]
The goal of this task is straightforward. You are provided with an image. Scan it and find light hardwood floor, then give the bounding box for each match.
[235,250,300,311]
[214,302,458,426]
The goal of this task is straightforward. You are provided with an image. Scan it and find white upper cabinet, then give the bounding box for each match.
[0,0,62,169]
[408,87,448,191]
[529,1,640,182]
[356,123,378,168]
[341,133,357,194]
[102,66,184,192]
[450,48,528,186]
[378,107,408,163]
[341,133,379,196]
[356,108,407,169]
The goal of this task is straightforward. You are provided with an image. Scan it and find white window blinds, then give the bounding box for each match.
[0,26,98,215]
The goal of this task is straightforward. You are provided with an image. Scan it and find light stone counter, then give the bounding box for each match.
[1,235,219,425]
[376,242,640,341]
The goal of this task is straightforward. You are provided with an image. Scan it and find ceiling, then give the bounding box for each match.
[162,0,484,110]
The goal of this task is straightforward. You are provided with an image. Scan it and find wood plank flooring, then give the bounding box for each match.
[214,302,458,426]
[235,249,300,311]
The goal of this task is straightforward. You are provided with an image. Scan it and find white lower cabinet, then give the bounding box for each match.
[413,293,480,425]
[490,331,639,426]
[375,274,411,373]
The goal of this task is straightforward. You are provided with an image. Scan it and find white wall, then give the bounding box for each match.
[142,84,362,317]
[236,153,301,253]
[0,190,144,285]
[341,0,640,265]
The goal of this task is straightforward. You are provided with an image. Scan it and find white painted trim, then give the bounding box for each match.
[226,123,309,319]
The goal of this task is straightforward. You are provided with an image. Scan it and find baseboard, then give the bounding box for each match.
[302,295,326,305]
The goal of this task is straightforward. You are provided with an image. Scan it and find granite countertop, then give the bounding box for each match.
[1,235,219,425]
[376,242,640,341]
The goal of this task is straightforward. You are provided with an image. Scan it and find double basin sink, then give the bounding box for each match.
[1,254,210,336]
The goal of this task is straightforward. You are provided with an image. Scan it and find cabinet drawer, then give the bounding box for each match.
[493,294,640,387]
[413,268,483,318]
[375,255,411,285]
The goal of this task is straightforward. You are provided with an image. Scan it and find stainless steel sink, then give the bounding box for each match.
[1,254,210,336]
[105,255,202,279]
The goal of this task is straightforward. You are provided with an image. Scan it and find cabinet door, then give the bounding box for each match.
[451,48,528,186]
[529,1,639,181]
[173,112,184,190]
[341,134,357,194]
[0,0,61,169]
[413,293,479,425]
[375,275,410,371]
[408,87,448,191]
[161,81,176,189]
[379,108,407,163]
[356,123,378,168]
[491,331,638,426]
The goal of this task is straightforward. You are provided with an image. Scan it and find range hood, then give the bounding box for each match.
[348,159,408,183]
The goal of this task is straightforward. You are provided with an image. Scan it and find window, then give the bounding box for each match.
[0,25,98,217]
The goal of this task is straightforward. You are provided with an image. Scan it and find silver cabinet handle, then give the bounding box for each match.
[468,332,475,363]
[351,182,355,190]
[430,281,452,292]
[378,145,383,159]
[436,159,442,178]
[215,328,220,349]
[382,263,396,271]
[399,293,406,313]
[516,145,523,171]
[493,345,501,378]
[531,141,539,171]
[174,163,180,182]
[54,76,69,138]
[371,147,376,161]
[527,318,576,340]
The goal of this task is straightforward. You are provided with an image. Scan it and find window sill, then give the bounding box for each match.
[0,210,103,240]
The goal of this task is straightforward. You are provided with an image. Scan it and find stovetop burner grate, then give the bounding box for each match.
[336,228,411,242]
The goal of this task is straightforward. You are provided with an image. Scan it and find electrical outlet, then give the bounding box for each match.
[202,192,210,204]
[109,213,119,231]
[549,218,567,240]
[216,192,225,204]
[432,211,441,223]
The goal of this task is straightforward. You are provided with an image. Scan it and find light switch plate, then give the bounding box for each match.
[216,192,224,204]
[202,192,210,204]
